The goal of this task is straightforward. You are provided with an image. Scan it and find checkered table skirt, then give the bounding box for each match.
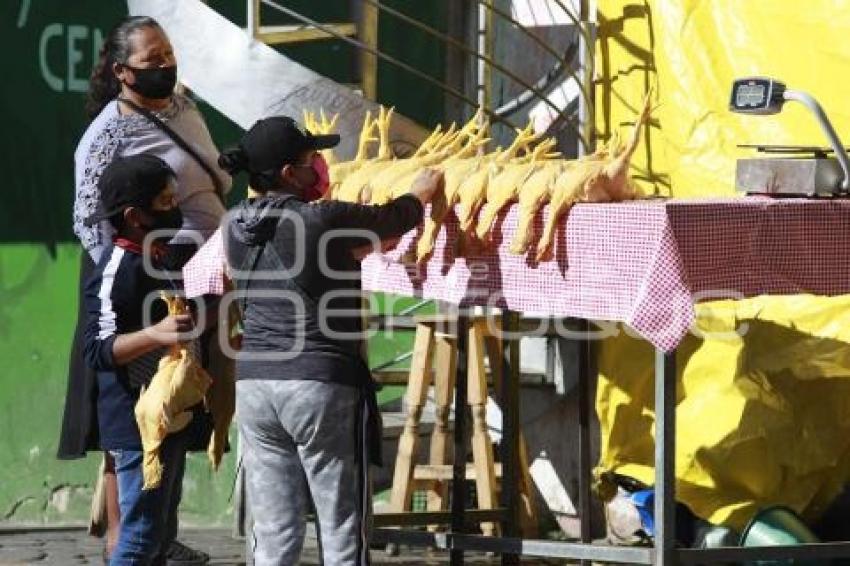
[361,197,850,352]
[183,197,850,352]
[183,227,227,298]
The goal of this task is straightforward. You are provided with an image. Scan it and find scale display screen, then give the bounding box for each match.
[735,83,766,107]
[730,78,786,114]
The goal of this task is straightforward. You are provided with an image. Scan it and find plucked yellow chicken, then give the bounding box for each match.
[534,92,652,262]
[455,122,538,238]
[333,106,395,203]
[396,111,489,262]
[475,138,559,243]
[303,109,340,166]
[327,112,376,200]
[508,160,568,254]
[416,153,486,261]
[455,163,491,234]
[203,306,236,472]
[507,142,618,255]
[367,116,485,207]
[319,90,651,263]
[135,293,212,490]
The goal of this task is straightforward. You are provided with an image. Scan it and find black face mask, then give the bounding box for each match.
[143,207,183,235]
[124,65,177,100]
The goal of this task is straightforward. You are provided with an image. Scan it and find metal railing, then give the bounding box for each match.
[252,0,595,153]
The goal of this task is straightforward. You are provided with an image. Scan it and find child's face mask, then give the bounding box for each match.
[142,206,183,234]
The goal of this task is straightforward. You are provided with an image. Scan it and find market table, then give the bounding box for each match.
[362,197,850,565]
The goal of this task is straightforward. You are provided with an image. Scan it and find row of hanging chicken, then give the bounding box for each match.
[305,92,652,264]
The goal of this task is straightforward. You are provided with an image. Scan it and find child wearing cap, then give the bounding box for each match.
[83,153,197,565]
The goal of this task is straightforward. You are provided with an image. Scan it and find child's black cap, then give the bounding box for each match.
[84,155,174,227]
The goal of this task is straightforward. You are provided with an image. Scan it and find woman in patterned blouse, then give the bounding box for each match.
[59,16,229,564]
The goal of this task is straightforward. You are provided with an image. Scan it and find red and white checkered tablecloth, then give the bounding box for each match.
[183,227,227,298]
[361,197,850,352]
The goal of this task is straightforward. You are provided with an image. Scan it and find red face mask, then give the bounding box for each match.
[303,153,330,202]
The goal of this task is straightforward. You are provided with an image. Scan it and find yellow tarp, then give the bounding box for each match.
[596,296,850,531]
[597,0,850,199]
[594,0,850,531]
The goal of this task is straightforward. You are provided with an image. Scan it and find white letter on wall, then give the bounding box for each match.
[67,25,89,93]
[39,23,64,92]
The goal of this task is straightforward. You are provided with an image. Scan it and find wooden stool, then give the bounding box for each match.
[388,314,537,536]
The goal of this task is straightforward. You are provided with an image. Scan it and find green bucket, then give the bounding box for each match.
[739,505,828,565]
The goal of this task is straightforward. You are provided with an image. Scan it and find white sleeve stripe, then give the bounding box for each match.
[96,248,125,340]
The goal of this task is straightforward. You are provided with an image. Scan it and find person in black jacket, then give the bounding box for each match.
[219,116,441,566]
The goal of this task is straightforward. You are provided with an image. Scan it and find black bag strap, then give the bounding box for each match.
[118,97,225,205]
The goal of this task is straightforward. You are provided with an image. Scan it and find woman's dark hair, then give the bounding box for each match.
[218,146,282,192]
[86,16,162,119]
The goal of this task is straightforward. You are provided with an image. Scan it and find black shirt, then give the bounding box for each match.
[224,193,424,387]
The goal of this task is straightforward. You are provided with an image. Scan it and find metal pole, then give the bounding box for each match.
[476,0,489,109]
[578,0,596,156]
[246,0,260,38]
[577,319,594,565]
[359,0,379,100]
[451,314,470,566]
[783,90,850,191]
[500,310,521,565]
[476,0,492,151]
[654,349,677,565]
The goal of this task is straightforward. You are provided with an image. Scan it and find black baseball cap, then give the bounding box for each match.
[240,116,340,173]
[84,154,174,226]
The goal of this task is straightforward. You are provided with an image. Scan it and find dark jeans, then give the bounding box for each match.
[108,430,189,566]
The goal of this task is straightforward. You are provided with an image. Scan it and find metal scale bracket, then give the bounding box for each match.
[735,144,850,197]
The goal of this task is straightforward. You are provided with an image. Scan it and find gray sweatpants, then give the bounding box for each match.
[237,379,371,566]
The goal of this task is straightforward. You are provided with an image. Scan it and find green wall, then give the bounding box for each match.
[1,1,445,525]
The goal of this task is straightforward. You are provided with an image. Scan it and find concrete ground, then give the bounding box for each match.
[0,527,568,565]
